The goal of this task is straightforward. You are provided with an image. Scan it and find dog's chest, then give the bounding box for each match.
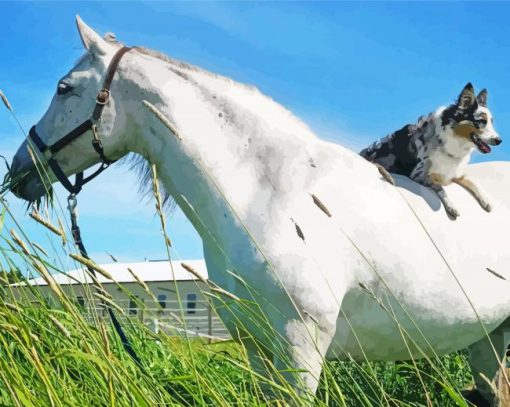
[425,135,474,183]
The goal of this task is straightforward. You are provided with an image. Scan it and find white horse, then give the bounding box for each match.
[9,17,510,405]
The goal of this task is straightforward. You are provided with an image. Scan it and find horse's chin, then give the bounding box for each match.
[10,172,48,203]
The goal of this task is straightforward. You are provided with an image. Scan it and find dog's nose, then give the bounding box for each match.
[494,137,502,145]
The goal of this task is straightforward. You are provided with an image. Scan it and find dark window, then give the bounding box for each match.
[76,296,85,308]
[129,298,138,316]
[158,294,167,309]
[186,293,197,314]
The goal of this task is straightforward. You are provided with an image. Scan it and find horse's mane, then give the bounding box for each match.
[105,32,254,91]
[120,153,175,212]
[134,47,207,75]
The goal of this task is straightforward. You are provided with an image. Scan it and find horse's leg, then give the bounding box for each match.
[201,243,291,400]
[467,317,510,406]
[202,244,341,403]
[267,314,337,404]
[240,333,288,403]
[213,295,335,403]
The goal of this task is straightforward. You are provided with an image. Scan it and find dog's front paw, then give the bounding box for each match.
[481,201,492,212]
[446,206,460,219]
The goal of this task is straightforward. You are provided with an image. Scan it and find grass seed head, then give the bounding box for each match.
[10,229,31,256]
[310,193,332,217]
[32,260,63,298]
[127,267,151,293]
[487,267,506,280]
[142,99,182,140]
[70,254,114,281]
[93,293,125,314]
[0,90,12,112]
[29,211,63,238]
[4,302,20,313]
[210,286,240,302]
[181,262,208,285]
[49,315,71,339]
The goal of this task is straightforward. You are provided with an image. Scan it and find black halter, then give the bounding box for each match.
[28,46,132,194]
[27,46,144,368]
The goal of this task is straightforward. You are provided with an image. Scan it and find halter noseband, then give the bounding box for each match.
[28,46,132,195]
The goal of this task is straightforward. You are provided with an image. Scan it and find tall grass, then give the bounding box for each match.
[0,185,478,406]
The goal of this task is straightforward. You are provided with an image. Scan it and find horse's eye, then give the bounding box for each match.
[57,83,73,96]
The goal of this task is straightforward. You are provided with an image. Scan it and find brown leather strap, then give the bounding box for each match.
[93,46,132,120]
[103,46,132,94]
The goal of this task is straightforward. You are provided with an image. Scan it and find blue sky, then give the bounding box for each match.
[1,2,510,272]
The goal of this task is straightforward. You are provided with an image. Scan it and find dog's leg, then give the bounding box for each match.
[453,176,492,212]
[431,184,460,219]
[427,173,460,219]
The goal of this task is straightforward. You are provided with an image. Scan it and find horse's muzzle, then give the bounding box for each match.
[9,153,46,202]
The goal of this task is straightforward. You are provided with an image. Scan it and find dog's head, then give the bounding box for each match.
[440,82,501,154]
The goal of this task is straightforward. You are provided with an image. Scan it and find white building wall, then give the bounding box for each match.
[10,279,230,339]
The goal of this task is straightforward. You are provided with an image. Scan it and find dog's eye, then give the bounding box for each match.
[57,82,73,96]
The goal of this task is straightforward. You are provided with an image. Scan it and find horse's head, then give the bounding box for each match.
[9,16,130,202]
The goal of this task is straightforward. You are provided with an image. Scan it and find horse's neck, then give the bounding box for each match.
[124,53,364,244]
[129,58,304,184]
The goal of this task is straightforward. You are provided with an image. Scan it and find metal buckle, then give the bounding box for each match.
[92,138,104,151]
[96,89,110,105]
[91,126,104,151]
[91,125,101,142]
[67,194,78,215]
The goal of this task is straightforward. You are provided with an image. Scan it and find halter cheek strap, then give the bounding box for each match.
[28,46,132,194]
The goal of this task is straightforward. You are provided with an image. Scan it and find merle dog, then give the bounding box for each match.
[360,83,501,219]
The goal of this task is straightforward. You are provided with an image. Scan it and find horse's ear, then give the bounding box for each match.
[456,82,476,110]
[477,89,488,107]
[76,15,110,56]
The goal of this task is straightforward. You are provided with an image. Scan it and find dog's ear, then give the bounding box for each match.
[456,82,476,110]
[476,89,488,107]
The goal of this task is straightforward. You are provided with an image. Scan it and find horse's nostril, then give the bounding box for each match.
[11,183,20,195]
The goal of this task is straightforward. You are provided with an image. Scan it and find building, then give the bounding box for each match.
[10,259,229,340]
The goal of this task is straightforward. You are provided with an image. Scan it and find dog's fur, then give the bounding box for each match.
[360,83,501,218]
